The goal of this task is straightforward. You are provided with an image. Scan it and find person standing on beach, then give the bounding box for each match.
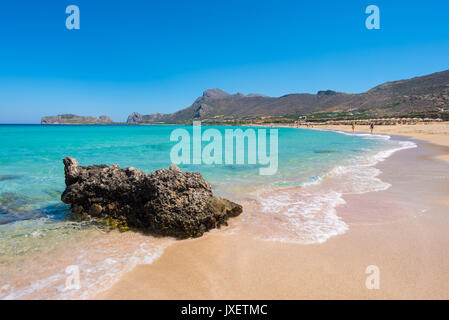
[352,122,355,133]
[370,123,374,134]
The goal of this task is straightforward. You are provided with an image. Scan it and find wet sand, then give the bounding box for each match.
[97,135,449,300]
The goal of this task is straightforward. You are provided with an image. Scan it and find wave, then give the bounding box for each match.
[0,130,418,299]
[0,228,172,300]
[244,134,417,244]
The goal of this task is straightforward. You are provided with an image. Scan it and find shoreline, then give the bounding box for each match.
[96,125,449,300]
[307,123,449,163]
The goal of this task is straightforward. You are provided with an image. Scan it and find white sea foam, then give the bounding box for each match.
[252,189,348,244]
[0,233,172,300]
[247,134,417,244]
[334,130,391,140]
[0,131,419,299]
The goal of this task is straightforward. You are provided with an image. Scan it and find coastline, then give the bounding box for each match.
[307,123,449,163]
[96,125,449,300]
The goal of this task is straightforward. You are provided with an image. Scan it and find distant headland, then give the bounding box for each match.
[41,114,113,125]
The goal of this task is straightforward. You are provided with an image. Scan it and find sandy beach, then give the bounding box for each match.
[97,123,449,300]
[3,0,449,304]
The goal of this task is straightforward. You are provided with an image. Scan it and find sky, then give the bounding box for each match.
[0,0,448,123]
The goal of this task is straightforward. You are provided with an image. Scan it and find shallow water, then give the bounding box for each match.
[0,124,413,299]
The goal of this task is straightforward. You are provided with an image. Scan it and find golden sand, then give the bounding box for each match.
[96,123,449,300]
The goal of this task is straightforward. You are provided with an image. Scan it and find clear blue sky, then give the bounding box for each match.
[0,0,448,123]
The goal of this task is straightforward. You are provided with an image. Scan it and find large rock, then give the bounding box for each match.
[61,157,242,238]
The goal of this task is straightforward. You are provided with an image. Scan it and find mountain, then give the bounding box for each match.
[127,69,449,123]
[41,114,113,124]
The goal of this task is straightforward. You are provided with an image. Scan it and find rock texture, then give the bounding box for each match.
[61,157,242,238]
[126,112,143,123]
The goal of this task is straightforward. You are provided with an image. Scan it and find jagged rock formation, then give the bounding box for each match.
[126,112,143,123]
[41,114,113,124]
[61,157,242,238]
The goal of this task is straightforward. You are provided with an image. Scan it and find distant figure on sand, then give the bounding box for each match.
[370,123,374,134]
[351,123,355,133]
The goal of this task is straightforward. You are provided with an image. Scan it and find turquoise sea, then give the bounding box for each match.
[0,124,415,299]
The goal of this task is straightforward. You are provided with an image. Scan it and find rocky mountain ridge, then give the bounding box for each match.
[126,69,449,123]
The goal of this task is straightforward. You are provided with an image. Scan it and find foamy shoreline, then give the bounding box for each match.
[3,124,448,299]
[298,122,449,163]
[96,125,449,300]
[242,132,417,244]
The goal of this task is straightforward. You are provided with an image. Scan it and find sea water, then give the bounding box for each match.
[0,124,416,299]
